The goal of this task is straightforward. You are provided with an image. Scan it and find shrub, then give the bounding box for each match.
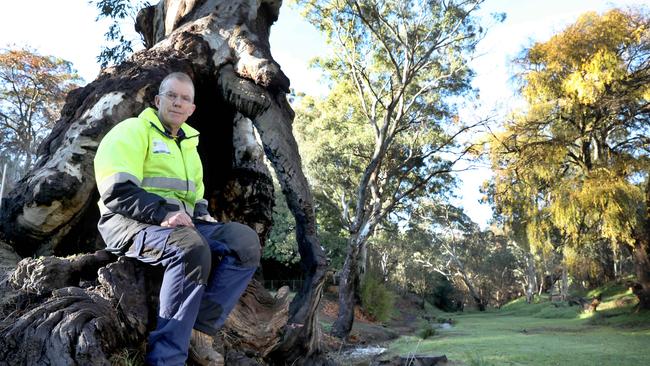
[360,274,395,322]
[418,325,436,339]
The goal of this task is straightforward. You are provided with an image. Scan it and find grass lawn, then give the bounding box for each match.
[386,290,650,365]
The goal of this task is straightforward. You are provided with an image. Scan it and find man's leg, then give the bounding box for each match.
[193,222,261,335]
[125,226,211,366]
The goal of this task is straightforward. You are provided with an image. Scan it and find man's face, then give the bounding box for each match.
[154,78,196,133]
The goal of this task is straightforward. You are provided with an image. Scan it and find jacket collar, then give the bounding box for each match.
[139,107,200,138]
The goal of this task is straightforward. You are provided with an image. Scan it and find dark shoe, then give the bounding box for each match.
[188,329,224,366]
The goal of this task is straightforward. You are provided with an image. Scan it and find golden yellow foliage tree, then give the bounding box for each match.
[488,8,650,308]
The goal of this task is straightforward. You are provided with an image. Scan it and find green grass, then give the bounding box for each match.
[388,312,650,365]
[109,347,145,366]
[386,286,650,366]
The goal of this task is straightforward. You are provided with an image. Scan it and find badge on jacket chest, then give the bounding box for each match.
[153,139,171,154]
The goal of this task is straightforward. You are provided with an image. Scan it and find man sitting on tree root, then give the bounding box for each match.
[94,71,260,366]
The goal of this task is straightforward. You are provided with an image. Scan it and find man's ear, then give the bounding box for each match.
[188,103,196,116]
[154,95,161,109]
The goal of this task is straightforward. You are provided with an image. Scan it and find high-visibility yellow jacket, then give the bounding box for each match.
[94,107,208,251]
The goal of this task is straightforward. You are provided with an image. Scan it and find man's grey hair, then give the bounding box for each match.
[159,72,195,98]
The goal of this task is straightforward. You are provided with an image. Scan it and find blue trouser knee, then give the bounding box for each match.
[193,222,260,335]
[124,222,260,366]
[126,226,210,366]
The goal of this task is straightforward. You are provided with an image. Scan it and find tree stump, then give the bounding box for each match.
[588,294,602,312]
[0,1,329,364]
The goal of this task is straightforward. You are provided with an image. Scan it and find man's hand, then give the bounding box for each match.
[196,214,218,223]
[161,211,194,227]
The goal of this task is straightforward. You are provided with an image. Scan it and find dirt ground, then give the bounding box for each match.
[316,289,457,365]
[317,289,427,351]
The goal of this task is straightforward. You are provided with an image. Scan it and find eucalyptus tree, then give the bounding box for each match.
[294,0,488,337]
[92,0,151,68]
[488,8,650,308]
[409,201,522,310]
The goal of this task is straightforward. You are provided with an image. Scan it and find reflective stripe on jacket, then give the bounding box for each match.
[93,107,208,251]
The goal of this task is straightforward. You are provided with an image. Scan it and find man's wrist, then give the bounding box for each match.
[153,207,170,224]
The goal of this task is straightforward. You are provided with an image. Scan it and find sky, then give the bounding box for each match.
[1,0,647,227]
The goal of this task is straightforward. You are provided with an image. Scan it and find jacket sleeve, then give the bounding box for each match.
[94,119,170,224]
[194,197,209,218]
[101,180,170,224]
[193,177,208,217]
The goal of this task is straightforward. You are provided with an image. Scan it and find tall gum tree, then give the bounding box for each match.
[294,0,489,337]
[488,8,650,309]
[0,1,331,364]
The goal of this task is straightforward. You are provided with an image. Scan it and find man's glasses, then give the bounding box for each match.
[159,92,194,105]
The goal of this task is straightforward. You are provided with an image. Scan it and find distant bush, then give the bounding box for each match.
[423,300,438,315]
[360,274,395,322]
[500,297,547,316]
[319,320,332,333]
[418,325,436,339]
[464,352,498,366]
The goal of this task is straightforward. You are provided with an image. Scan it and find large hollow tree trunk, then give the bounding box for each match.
[0,1,329,364]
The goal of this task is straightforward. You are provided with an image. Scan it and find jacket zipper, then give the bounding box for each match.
[150,122,199,216]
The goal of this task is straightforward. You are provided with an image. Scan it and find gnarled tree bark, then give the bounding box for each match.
[0,1,329,364]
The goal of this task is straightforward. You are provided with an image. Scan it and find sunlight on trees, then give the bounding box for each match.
[293,0,491,337]
[487,8,650,308]
[0,47,81,190]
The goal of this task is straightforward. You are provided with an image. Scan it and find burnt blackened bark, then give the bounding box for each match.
[217,65,330,364]
[331,237,361,339]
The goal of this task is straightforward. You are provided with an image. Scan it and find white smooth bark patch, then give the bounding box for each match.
[18,201,64,233]
[233,115,264,164]
[81,92,126,122]
[165,0,183,36]
[30,92,126,183]
[201,27,232,67]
